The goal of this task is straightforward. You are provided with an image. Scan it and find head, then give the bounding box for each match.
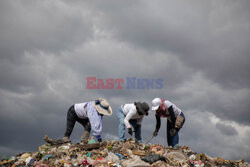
[151,98,162,111]
[135,102,149,116]
[94,98,112,116]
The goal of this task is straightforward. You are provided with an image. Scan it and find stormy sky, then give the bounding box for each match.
[0,0,250,162]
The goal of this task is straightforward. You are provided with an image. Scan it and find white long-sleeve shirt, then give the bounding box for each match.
[164,100,182,117]
[122,103,143,128]
[74,102,88,118]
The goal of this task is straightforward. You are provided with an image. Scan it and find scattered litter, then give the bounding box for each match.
[115,153,124,159]
[0,135,248,167]
[42,154,54,160]
[25,156,35,166]
[141,154,166,164]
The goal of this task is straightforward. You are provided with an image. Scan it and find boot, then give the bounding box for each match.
[81,131,90,144]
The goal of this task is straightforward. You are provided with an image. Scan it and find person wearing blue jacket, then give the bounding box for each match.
[63,98,112,143]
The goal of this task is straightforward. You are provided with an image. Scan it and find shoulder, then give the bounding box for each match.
[128,104,137,113]
[125,103,135,108]
[165,100,173,106]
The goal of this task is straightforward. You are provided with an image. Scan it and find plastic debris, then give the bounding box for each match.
[86,152,92,157]
[42,154,54,160]
[133,149,146,156]
[122,155,151,167]
[141,154,166,164]
[215,157,225,165]
[114,153,124,159]
[150,145,165,154]
[20,153,31,160]
[1,135,249,167]
[88,136,96,144]
[78,159,90,166]
[25,156,35,166]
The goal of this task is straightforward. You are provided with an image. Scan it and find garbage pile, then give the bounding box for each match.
[0,136,249,167]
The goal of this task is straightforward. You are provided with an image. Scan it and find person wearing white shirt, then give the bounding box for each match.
[151,98,185,147]
[116,102,149,143]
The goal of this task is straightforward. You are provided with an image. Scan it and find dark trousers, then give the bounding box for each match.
[167,112,185,147]
[64,105,91,137]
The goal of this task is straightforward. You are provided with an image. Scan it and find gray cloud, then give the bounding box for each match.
[216,122,238,136]
[0,0,249,162]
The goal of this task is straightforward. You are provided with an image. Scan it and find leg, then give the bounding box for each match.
[64,105,77,138]
[171,130,179,147]
[116,107,126,141]
[78,118,91,142]
[167,119,171,146]
[167,119,180,147]
[130,120,142,143]
[171,112,185,147]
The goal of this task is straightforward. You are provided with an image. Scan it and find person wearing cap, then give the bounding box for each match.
[62,98,112,143]
[151,98,185,147]
[116,102,149,143]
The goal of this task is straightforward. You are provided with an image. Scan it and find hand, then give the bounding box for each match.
[97,138,102,142]
[95,135,102,142]
[153,130,158,137]
[128,128,133,136]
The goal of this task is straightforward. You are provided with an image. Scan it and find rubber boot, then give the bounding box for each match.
[81,131,90,144]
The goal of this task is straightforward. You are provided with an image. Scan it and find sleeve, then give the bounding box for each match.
[87,102,102,138]
[124,108,136,129]
[155,114,161,131]
[168,105,176,127]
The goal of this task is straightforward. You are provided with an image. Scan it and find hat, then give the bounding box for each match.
[94,98,112,116]
[135,102,149,116]
[152,98,161,110]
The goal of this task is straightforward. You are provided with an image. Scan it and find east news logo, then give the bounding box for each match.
[86,77,163,89]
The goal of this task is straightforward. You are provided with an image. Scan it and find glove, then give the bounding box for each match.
[128,128,133,136]
[170,128,177,136]
[97,138,102,142]
[153,130,158,137]
[95,135,102,142]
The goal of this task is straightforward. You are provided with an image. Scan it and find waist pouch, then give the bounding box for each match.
[175,114,184,129]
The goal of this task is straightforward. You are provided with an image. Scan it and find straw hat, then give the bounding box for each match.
[94,98,112,116]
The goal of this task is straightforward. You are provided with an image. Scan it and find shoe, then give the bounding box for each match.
[62,136,70,143]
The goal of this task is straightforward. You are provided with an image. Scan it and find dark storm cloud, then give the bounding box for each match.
[0,0,92,61]
[86,0,250,125]
[0,0,249,162]
[216,122,238,136]
[91,0,250,89]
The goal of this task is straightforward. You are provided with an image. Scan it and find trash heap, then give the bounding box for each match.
[0,136,249,167]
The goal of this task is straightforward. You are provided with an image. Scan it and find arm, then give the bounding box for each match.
[168,106,176,127]
[155,114,161,132]
[124,109,136,128]
[87,103,102,139]
[153,114,161,136]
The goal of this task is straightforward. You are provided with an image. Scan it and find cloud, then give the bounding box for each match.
[0,0,249,162]
[216,122,238,136]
